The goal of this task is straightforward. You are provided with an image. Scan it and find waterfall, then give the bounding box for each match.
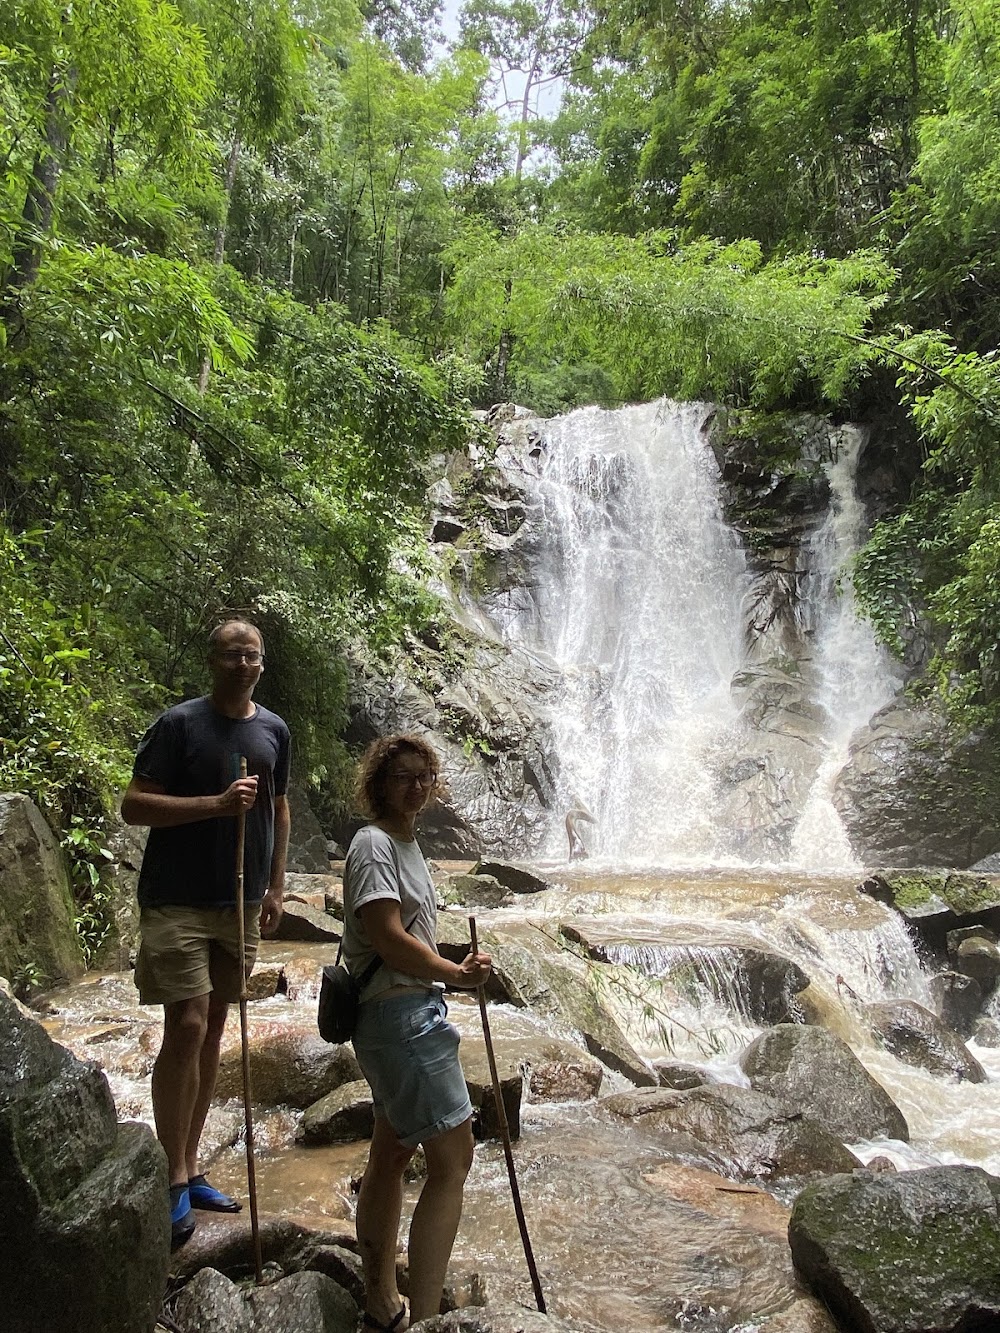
[505,399,900,868]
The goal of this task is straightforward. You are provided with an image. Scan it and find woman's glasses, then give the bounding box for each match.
[387,770,435,787]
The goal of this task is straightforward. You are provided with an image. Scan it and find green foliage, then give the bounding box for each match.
[446,223,894,408]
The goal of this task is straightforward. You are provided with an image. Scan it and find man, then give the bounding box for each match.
[122,619,290,1249]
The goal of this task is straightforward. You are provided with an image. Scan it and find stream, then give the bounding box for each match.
[39,864,1000,1333]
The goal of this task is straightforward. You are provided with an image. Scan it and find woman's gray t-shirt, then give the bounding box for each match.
[342,825,441,1000]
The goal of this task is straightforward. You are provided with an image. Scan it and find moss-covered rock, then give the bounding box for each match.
[789,1166,1000,1332]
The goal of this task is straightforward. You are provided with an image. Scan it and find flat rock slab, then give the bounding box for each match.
[604,1083,862,1181]
[561,920,809,1026]
[472,860,554,894]
[273,900,342,944]
[789,1165,1000,1332]
[169,1211,357,1281]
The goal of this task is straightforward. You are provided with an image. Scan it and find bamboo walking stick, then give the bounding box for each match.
[468,915,546,1314]
[235,756,264,1285]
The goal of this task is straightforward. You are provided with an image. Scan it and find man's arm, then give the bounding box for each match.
[259,794,289,937]
[358,899,491,988]
[121,774,259,828]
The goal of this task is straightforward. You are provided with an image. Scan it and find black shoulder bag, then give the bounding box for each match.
[317,912,419,1045]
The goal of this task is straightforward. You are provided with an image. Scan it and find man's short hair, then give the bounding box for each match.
[208,619,265,657]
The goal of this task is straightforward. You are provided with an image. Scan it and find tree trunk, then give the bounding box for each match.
[3,64,75,315]
[197,135,241,394]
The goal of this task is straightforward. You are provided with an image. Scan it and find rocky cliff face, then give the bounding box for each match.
[343,402,1000,868]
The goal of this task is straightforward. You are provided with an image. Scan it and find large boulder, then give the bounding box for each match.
[739,1024,909,1142]
[789,1166,1000,1332]
[215,1028,360,1109]
[867,999,987,1083]
[299,1080,375,1145]
[603,1084,862,1181]
[0,794,86,989]
[285,784,333,874]
[0,991,169,1333]
[833,703,1000,868]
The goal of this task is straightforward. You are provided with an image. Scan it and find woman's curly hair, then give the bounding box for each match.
[354,733,442,820]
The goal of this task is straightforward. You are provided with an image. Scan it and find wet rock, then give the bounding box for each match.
[299,1080,375,1145]
[460,1044,523,1142]
[437,873,509,911]
[833,702,1000,869]
[857,868,1000,952]
[273,900,342,944]
[867,999,987,1083]
[561,923,810,1026]
[173,1265,358,1333]
[246,964,285,1001]
[286,785,332,875]
[603,1084,862,1181]
[739,1024,909,1142]
[0,992,169,1333]
[654,1061,711,1090]
[973,1016,1000,1046]
[473,860,553,894]
[437,924,656,1087]
[216,1029,361,1109]
[951,932,1000,994]
[0,794,86,989]
[789,1165,1000,1332]
[169,1212,357,1282]
[285,872,342,905]
[928,970,982,1038]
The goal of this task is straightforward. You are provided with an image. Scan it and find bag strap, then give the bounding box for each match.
[337,907,421,987]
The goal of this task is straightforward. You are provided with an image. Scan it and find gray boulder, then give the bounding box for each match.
[929,970,983,1038]
[603,1084,862,1181]
[173,1266,358,1333]
[950,931,1000,995]
[215,1031,360,1109]
[789,1166,1000,1332]
[437,873,509,911]
[299,1080,375,1145]
[0,992,169,1333]
[740,1024,909,1142]
[0,794,86,989]
[867,999,987,1083]
[833,703,1000,868]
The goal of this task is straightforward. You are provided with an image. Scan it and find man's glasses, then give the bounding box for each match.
[387,770,435,787]
[216,650,263,665]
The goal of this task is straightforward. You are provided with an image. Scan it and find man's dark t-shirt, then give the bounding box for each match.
[134,697,291,908]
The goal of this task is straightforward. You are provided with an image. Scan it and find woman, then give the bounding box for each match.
[342,734,492,1332]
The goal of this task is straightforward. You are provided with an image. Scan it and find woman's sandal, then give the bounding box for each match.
[362,1307,406,1333]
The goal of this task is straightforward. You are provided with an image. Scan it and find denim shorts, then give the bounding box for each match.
[352,989,473,1148]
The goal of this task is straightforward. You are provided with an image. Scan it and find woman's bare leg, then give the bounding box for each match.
[357,1114,415,1327]
[407,1119,475,1324]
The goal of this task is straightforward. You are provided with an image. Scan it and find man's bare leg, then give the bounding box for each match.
[407,1119,474,1324]
[357,1114,414,1328]
[152,994,210,1186]
[184,992,229,1180]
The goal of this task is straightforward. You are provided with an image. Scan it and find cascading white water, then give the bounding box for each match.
[511,399,900,867]
[789,426,903,865]
[523,400,749,861]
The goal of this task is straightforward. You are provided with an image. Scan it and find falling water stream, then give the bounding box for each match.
[36,402,1000,1330]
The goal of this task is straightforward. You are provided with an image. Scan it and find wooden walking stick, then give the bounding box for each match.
[235,756,264,1285]
[469,916,546,1314]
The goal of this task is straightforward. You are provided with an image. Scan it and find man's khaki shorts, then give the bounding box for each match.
[134,904,260,1006]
